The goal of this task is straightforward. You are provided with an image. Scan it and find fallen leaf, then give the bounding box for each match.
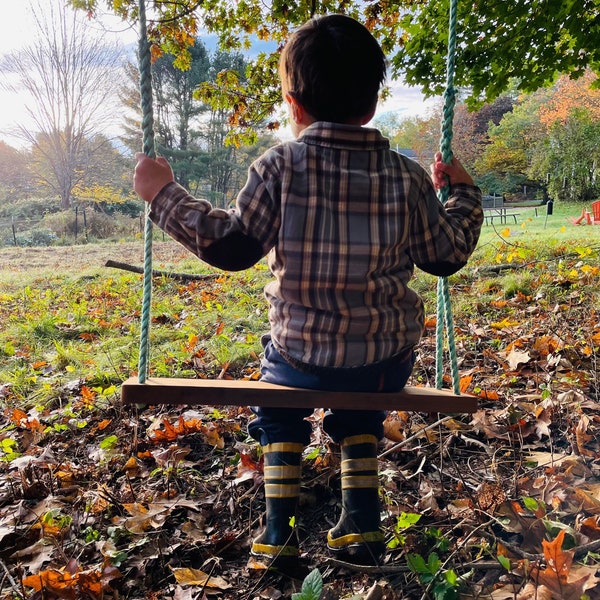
[459,374,473,393]
[525,451,570,469]
[171,567,231,589]
[541,530,571,582]
[383,417,405,442]
[574,414,595,457]
[506,348,531,370]
[123,456,141,478]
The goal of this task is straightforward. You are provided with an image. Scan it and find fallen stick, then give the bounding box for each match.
[105,260,218,282]
[323,557,504,574]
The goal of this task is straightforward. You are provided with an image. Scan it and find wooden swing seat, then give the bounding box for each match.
[121,377,478,412]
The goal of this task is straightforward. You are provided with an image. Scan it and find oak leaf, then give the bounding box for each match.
[505,348,531,370]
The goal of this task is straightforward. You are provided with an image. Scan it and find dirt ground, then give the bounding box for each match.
[0,241,190,274]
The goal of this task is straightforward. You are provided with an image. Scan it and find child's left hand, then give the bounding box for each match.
[134,153,175,203]
[430,152,474,189]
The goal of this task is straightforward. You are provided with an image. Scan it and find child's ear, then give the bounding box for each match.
[360,106,377,125]
[286,93,310,125]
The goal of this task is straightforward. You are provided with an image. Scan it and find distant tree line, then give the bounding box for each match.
[374,71,600,203]
[1,0,599,236]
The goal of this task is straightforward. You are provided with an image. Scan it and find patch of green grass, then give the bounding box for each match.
[0,257,271,411]
[500,271,535,298]
[0,211,598,413]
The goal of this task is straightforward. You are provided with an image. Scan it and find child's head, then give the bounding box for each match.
[280,14,386,125]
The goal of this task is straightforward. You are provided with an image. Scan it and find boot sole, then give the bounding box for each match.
[327,531,385,565]
[251,542,299,561]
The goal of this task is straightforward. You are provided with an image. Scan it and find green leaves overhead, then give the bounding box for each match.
[392,0,600,104]
[69,1,600,134]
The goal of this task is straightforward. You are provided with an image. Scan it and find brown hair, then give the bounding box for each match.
[280,14,386,123]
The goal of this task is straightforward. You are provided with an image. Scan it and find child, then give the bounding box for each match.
[134,14,483,566]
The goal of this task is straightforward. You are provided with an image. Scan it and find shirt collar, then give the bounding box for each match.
[298,121,390,151]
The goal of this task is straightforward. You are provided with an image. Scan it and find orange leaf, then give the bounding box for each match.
[79,332,98,341]
[98,419,112,431]
[22,570,77,598]
[542,529,572,583]
[459,375,472,393]
[80,386,96,404]
[10,408,28,424]
[22,565,121,598]
[491,299,508,308]
[383,417,405,442]
[148,416,207,443]
[476,389,499,400]
[183,333,199,353]
[239,451,260,472]
[124,456,141,478]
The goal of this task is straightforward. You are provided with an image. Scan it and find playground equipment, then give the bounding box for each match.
[122,0,477,414]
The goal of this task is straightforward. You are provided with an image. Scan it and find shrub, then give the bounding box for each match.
[0,197,61,220]
[41,210,122,240]
[12,228,57,247]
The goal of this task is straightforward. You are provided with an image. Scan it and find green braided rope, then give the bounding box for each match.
[436,0,461,394]
[137,0,156,383]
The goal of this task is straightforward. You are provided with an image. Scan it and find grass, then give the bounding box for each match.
[0,243,271,409]
[0,204,598,410]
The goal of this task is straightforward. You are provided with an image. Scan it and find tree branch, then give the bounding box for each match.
[105,259,218,282]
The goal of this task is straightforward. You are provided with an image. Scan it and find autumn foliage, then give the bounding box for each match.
[1,237,599,598]
[539,71,600,128]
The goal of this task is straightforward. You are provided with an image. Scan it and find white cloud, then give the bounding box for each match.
[377,78,440,119]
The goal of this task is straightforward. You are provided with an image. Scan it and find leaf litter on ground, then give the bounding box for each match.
[0,240,599,599]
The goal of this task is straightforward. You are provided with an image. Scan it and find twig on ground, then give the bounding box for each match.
[0,557,22,598]
[378,416,453,459]
[105,259,218,282]
[323,556,508,574]
[501,537,600,562]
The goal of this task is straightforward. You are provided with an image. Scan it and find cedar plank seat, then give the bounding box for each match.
[120,377,478,413]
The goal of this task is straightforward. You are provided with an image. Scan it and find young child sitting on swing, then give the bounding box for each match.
[134,14,483,566]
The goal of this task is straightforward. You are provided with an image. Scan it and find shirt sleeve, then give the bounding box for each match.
[148,152,282,272]
[407,166,483,277]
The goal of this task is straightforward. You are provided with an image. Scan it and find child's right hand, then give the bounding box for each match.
[430,152,474,189]
[134,153,175,203]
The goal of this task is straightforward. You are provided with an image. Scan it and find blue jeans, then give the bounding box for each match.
[248,337,415,445]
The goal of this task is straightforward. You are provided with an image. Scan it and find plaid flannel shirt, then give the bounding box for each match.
[149,122,483,368]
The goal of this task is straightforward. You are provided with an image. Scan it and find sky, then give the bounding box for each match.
[0,0,437,149]
[0,0,137,147]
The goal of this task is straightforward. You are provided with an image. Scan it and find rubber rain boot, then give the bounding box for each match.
[327,434,385,565]
[251,442,303,564]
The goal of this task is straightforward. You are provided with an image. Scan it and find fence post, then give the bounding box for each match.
[83,208,88,241]
[12,217,17,246]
